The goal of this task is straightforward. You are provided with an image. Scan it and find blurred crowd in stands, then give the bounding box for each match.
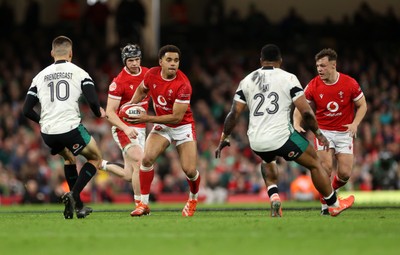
[0,0,399,205]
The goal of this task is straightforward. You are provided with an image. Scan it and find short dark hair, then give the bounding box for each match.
[52,35,72,49]
[261,44,281,61]
[158,45,181,59]
[315,48,337,61]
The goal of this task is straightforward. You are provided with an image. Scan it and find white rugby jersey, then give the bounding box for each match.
[28,60,94,134]
[234,66,304,151]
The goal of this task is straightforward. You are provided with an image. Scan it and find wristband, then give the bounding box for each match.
[221,132,230,141]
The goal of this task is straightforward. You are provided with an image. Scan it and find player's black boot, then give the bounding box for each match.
[76,206,93,219]
[61,192,76,219]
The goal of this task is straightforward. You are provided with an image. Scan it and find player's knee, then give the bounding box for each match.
[338,172,351,181]
[123,176,132,182]
[141,156,155,167]
[88,157,102,169]
[183,168,197,178]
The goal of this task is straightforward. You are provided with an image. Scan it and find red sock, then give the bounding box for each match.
[187,172,201,194]
[319,193,327,205]
[332,175,347,190]
[139,167,154,195]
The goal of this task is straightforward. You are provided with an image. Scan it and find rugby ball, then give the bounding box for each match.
[119,104,145,121]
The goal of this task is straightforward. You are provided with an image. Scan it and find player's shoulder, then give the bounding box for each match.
[307,76,320,86]
[143,66,160,81]
[338,72,358,84]
[34,64,53,80]
[277,68,299,80]
[66,61,86,72]
[141,66,150,73]
[147,66,161,75]
[113,68,126,81]
[176,69,190,83]
[241,68,262,82]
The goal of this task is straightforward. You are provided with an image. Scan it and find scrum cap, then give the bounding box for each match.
[121,44,141,64]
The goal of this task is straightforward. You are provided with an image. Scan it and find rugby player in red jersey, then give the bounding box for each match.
[127,45,201,217]
[294,48,367,215]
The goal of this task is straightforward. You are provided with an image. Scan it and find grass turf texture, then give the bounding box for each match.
[0,193,399,255]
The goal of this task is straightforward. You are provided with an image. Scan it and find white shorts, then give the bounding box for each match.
[315,130,353,154]
[112,126,146,154]
[150,123,196,146]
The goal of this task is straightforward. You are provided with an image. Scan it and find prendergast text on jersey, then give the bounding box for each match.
[44,72,73,81]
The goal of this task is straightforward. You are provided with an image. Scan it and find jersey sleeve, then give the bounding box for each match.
[289,75,304,101]
[233,80,246,104]
[303,80,314,102]
[175,81,192,104]
[23,85,40,123]
[142,71,151,90]
[350,78,364,101]
[108,79,123,100]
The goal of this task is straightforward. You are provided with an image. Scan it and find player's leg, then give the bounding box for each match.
[124,144,144,206]
[316,149,335,215]
[177,140,200,217]
[334,153,353,190]
[100,161,127,179]
[48,126,98,219]
[295,145,354,216]
[58,148,81,219]
[126,127,146,206]
[100,126,132,180]
[260,161,282,217]
[332,132,354,190]
[131,132,169,216]
[297,146,333,197]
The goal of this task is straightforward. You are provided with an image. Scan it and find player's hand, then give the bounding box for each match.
[315,133,329,151]
[99,107,106,118]
[124,112,147,124]
[293,122,306,133]
[123,126,138,139]
[343,123,357,137]
[215,138,231,158]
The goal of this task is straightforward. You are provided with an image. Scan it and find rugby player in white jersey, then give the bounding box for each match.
[23,36,106,219]
[215,44,354,217]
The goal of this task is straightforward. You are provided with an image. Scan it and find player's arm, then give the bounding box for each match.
[81,78,104,117]
[293,95,329,150]
[221,100,246,140]
[293,100,315,132]
[215,100,246,158]
[343,96,367,137]
[134,102,188,124]
[129,81,149,105]
[22,86,40,123]
[105,96,138,139]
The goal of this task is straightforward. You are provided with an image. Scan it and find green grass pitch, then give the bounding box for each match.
[1,198,399,255]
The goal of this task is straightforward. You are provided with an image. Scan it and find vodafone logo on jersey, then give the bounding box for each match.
[157,95,167,106]
[326,101,339,112]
